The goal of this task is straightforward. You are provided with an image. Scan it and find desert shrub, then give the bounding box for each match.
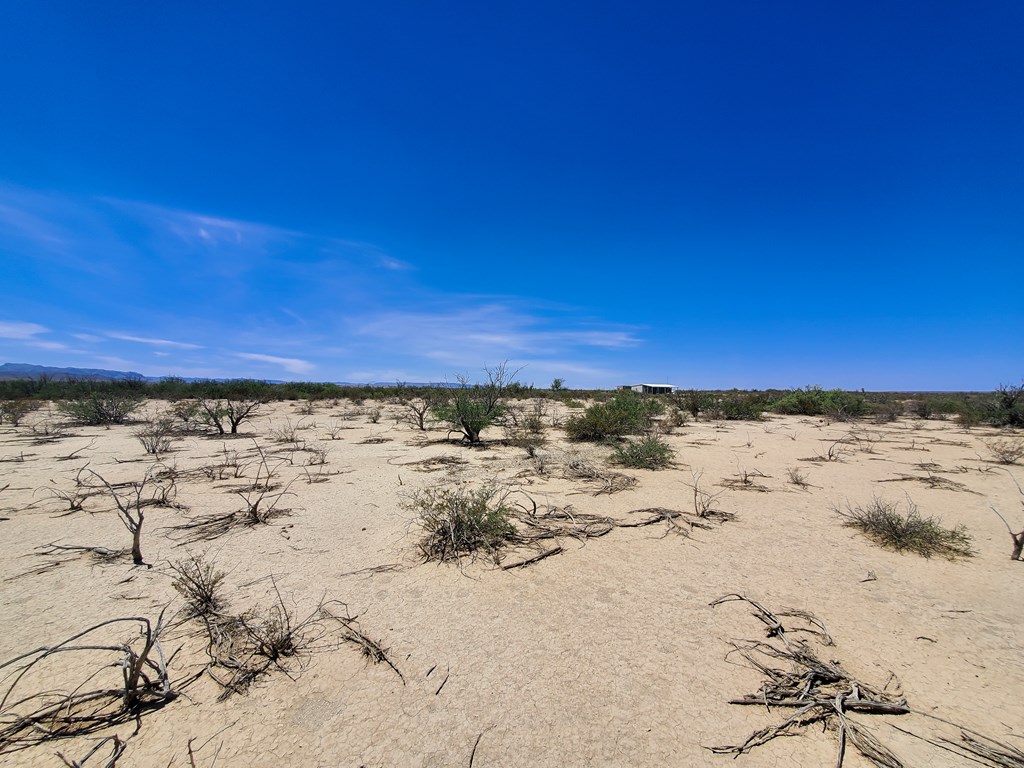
[171,553,226,618]
[871,399,905,423]
[564,399,584,409]
[168,399,204,432]
[402,390,441,431]
[672,390,715,419]
[984,438,1024,465]
[269,418,300,443]
[58,392,143,425]
[564,391,663,441]
[786,467,809,488]
[984,382,1024,427]
[134,417,180,455]
[505,411,548,457]
[704,392,767,421]
[664,407,689,430]
[610,435,674,469]
[906,399,932,419]
[406,485,517,563]
[926,397,963,418]
[772,386,866,421]
[432,362,520,444]
[834,496,973,559]
[954,401,983,428]
[0,399,41,426]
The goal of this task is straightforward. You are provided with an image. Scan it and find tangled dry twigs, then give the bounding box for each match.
[709,594,907,767]
[0,611,178,755]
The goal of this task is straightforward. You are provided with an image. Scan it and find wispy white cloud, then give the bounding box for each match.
[354,304,641,357]
[27,340,71,351]
[73,333,104,343]
[0,321,49,339]
[234,352,315,375]
[107,333,204,350]
[0,202,66,247]
[378,255,413,271]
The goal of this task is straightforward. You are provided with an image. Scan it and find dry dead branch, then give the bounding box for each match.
[0,612,177,755]
[709,595,906,767]
[991,469,1024,561]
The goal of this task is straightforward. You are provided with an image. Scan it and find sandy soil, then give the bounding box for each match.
[1,399,1022,767]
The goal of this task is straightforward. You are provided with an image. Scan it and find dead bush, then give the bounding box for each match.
[134,416,181,456]
[984,437,1024,465]
[170,553,227,618]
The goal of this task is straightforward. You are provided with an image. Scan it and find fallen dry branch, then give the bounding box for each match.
[0,612,177,755]
[619,507,707,537]
[321,606,404,684]
[562,456,637,495]
[56,734,125,767]
[709,595,906,767]
[389,455,468,472]
[710,594,834,647]
[500,546,564,570]
[877,473,975,493]
[990,469,1024,561]
[891,719,1024,768]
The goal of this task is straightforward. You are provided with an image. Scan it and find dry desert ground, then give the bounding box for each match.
[1,398,1022,767]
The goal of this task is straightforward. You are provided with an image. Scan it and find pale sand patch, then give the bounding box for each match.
[0,400,1021,766]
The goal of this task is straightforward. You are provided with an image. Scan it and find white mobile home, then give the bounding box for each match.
[618,383,675,395]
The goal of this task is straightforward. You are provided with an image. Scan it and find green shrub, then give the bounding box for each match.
[705,392,767,421]
[505,411,547,457]
[772,386,866,421]
[835,496,973,559]
[610,436,674,469]
[406,485,517,563]
[564,392,663,441]
[672,390,715,419]
[0,399,41,426]
[58,392,143,425]
[432,363,519,444]
[985,383,1024,427]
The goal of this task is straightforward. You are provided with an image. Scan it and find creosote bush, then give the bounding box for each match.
[610,435,674,469]
[405,485,517,563]
[834,496,974,559]
[58,392,143,425]
[564,391,663,441]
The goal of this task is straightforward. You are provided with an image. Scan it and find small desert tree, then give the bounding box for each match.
[199,398,265,435]
[87,466,175,566]
[402,389,442,431]
[432,362,522,444]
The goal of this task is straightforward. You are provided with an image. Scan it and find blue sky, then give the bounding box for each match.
[1,2,1021,389]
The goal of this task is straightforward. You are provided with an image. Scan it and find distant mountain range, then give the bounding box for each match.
[0,362,452,388]
[0,362,156,381]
